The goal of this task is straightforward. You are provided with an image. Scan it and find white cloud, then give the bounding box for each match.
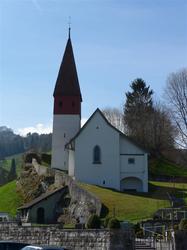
[17,118,88,136]
[17,123,52,136]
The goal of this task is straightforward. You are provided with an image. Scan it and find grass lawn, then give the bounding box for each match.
[0,180,23,216]
[79,181,187,223]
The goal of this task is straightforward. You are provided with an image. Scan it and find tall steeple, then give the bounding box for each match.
[53,30,82,115]
[51,30,82,171]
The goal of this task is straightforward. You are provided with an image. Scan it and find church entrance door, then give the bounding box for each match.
[37,207,45,224]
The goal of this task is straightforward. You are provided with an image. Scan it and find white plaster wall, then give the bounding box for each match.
[68,149,75,177]
[120,136,145,154]
[119,136,148,192]
[74,111,120,190]
[51,115,80,171]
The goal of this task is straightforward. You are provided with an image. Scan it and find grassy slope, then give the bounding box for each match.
[149,158,187,177]
[0,180,23,216]
[79,181,187,222]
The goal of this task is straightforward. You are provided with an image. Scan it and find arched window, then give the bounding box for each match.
[93,145,101,164]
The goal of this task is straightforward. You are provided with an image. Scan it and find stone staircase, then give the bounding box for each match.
[135,240,156,250]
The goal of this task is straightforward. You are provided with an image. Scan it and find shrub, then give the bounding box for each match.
[108,217,120,229]
[103,216,112,228]
[86,214,101,229]
[41,153,51,165]
[179,219,187,230]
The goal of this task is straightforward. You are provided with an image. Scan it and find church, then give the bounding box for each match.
[51,30,148,192]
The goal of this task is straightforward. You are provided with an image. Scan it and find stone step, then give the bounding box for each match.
[135,243,155,250]
[135,247,155,250]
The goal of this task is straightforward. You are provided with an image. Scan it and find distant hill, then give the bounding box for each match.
[0,126,52,159]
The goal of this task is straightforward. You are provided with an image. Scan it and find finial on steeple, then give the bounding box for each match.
[68,16,71,39]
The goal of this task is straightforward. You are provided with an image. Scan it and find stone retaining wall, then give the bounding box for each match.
[175,230,187,250]
[0,223,134,250]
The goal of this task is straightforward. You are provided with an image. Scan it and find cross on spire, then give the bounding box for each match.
[68,16,71,39]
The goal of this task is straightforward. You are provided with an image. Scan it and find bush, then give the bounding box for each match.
[103,216,112,228]
[41,153,51,165]
[86,214,101,229]
[24,152,41,164]
[179,219,187,230]
[108,217,120,229]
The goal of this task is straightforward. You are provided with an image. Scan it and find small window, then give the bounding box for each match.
[59,101,62,107]
[93,145,101,164]
[103,180,105,185]
[128,158,135,164]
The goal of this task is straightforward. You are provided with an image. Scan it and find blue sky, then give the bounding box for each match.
[1,0,187,135]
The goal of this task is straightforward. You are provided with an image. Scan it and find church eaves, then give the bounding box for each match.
[53,34,82,101]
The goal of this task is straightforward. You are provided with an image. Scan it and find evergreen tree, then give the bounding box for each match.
[124,78,154,148]
[7,158,17,181]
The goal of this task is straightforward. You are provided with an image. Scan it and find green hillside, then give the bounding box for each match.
[0,180,23,216]
[149,158,187,177]
[79,181,187,222]
[0,153,23,175]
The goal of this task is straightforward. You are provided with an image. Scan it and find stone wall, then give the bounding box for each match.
[175,230,187,250]
[31,159,102,223]
[0,223,134,250]
[54,170,102,216]
[32,159,48,176]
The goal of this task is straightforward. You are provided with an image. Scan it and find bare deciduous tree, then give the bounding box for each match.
[102,107,125,133]
[165,68,187,148]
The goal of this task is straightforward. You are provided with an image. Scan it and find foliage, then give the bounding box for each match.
[7,158,17,182]
[107,217,120,229]
[123,79,176,155]
[124,78,153,148]
[149,157,187,177]
[41,153,51,165]
[86,214,101,229]
[103,216,112,228]
[0,181,23,216]
[24,152,41,164]
[134,223,143,237]
[0,126,52,160]
[179,219,187,230]
[165,68,187,149]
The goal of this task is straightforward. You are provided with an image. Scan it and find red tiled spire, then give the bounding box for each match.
[53,31,82,101]
[53,30,82,115]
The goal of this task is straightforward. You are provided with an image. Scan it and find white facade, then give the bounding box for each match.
[67,109,148,192]
[51,114,80,171]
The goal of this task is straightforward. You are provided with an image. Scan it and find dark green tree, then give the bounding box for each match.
[7,158,17,182]
[124,78,154,149]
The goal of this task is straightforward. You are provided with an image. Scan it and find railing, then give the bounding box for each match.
[136,237,175,250]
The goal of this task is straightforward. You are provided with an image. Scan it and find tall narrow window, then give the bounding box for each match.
[93,145,101,164]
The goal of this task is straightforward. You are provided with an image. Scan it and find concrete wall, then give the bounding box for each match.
[0,223,134,250]
[74,111,121,190]
[51,114,80,171]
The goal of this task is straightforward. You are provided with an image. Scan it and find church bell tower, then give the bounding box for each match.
[51,29,82,171]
